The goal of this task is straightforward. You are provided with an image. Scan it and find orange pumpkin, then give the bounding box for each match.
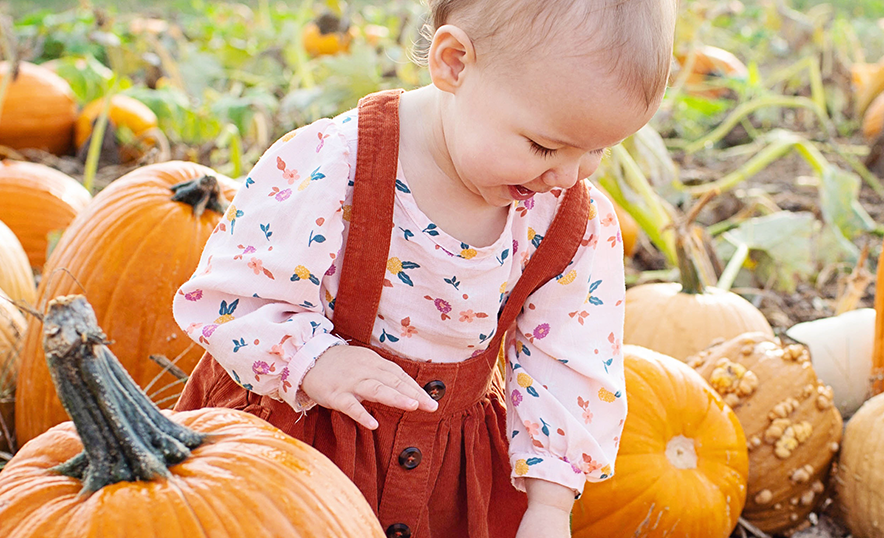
[0,218,36,307]
[15,161,238,445]
[0,62,77,155]
[675,45,748,99]
[74,94,159,160]
[572,345,748,537]
[302,13,355,56]
[0,295,384,537]
[0,160,91,270]
[873,236,884,396]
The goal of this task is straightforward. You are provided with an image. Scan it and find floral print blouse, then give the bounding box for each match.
[172,109,628,495]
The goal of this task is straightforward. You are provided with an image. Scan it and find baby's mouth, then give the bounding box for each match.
[509,185,536,201]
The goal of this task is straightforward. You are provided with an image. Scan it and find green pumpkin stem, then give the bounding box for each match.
[42,295,205,492]
[674,191,717,295]
[170,175,227,218]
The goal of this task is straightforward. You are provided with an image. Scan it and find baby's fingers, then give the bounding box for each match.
[336,394,379,430]
[356,379,422,412]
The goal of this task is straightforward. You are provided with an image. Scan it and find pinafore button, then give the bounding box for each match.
[423,380,446,401]
[398,447,422,470]
[386,523,411,538]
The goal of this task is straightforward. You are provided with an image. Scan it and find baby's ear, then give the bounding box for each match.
[428,24,476,93]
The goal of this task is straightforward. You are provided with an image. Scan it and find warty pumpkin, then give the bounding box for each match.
[0,159,92,270]
[571,345,747,538]
[74,94,159,160]
[687,332,843,534]
[0,295,384,538]
[15,161,238,446]
[0,218,36,307]
[837,392,884,538]
[0,61,77,155]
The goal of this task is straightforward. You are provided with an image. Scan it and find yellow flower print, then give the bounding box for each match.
[588,200,597,221]
[291,265,320,285]
[557,270,577,285]
[460,247,478,259]
[514,459,530,476]
[517,373,533,388]
[387,257,420,286]
[342,205,353,222]
[528,227,537,241]
[214,299,238,324]
[600,464,612,476]
[598,387,618,402]
[500,282,507,294]
[215,313,234,324]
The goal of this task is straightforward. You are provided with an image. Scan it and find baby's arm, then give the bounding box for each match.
[507,182,628,501]
[516,479,573,538]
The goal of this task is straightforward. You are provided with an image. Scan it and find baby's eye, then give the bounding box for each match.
[529,140,557,158]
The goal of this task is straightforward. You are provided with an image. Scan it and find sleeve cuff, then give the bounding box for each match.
[279,332,348,412]
[511,452,598,497]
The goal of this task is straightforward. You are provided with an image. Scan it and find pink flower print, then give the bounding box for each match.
[201,324,218,338]
[276,156,300,184]
[578,396,593,424]
[600,212,615,227]
[247,257,275,280]
[184,322,202,335]
[608,332,621,355]
[234,244,257,260]
[524,420,540,437]
[316,131,330,152]
[459,310,475,323]
[424,295,452,320]
[512,239,519,256]
[270,335,292,357]
[512,389,523,407]
[400,317,418,338]
[184,289,203,301]
[280,366,292,392]
[564,457,583,474]
[526,323,550,342]
[581,233,598,249]
[268,186,292,201]
[582,454,603,475]
[470,349,483,358]
[252,360,276,381]
[607,234,620,248]
[325,263,336,276]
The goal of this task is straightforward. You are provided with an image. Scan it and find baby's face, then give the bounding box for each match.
[443,50,659,208]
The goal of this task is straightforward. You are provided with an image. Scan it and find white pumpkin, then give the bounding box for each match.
[786,308,875,418]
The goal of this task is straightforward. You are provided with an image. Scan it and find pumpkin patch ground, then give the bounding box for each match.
[3,1,884,537]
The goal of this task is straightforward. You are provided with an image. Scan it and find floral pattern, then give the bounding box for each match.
[172,111,627,496]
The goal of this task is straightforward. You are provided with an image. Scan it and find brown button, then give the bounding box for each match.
[386,523,411,538]
[398,447,422,470]
[423,380,446,401]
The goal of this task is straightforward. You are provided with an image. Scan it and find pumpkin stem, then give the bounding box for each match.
[673,191,718,295]
[170,175,227,219]
[42,295,205,492]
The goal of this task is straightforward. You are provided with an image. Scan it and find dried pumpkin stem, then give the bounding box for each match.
[42,295,204,493]
[170,175,227,218]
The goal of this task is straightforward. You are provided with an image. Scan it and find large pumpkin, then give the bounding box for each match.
[0,295,384,538]
[15,161,238,445]
[0,218,36,307]
[688,333,843,534]
[837,392,884,538]
[0,61,77,155]
[74,94,159,162]
[624,281,773,361]
[0,159,92,270]
[571,345,748,537]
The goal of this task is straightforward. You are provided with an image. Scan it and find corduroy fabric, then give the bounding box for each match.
[175,90,591,537]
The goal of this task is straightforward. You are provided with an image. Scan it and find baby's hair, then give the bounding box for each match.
[416,0,677,109]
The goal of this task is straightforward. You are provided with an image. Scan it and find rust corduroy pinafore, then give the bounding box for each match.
[175,90,591,538]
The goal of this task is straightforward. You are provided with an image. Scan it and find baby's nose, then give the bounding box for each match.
[542,162,581,189]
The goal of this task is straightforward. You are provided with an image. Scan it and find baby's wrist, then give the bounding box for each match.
[524,478,576,513]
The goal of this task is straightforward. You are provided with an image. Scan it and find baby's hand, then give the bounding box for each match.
[300,345,438,429]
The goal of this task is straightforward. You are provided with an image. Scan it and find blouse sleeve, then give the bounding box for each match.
[172,118,351,412]
[506,181,628,495]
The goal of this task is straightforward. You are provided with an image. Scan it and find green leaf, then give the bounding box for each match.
[818,166,876,240]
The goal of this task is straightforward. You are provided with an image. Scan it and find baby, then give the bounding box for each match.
[173,1,676,536]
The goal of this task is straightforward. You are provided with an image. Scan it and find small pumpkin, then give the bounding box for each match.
[0,159,92,270]
[623,233,773,360]
[0,218,36,307]
[302,12,355,56]
[571,345,748,538]
[688,333,843,534]
[786,308,875,418]
[873,238,884,396]
[15,161,238,445]
[837,392,884,538]
[674,45,748,99]
[0,61,77,155]
[0,295,384,537]
[74,94,159,161]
